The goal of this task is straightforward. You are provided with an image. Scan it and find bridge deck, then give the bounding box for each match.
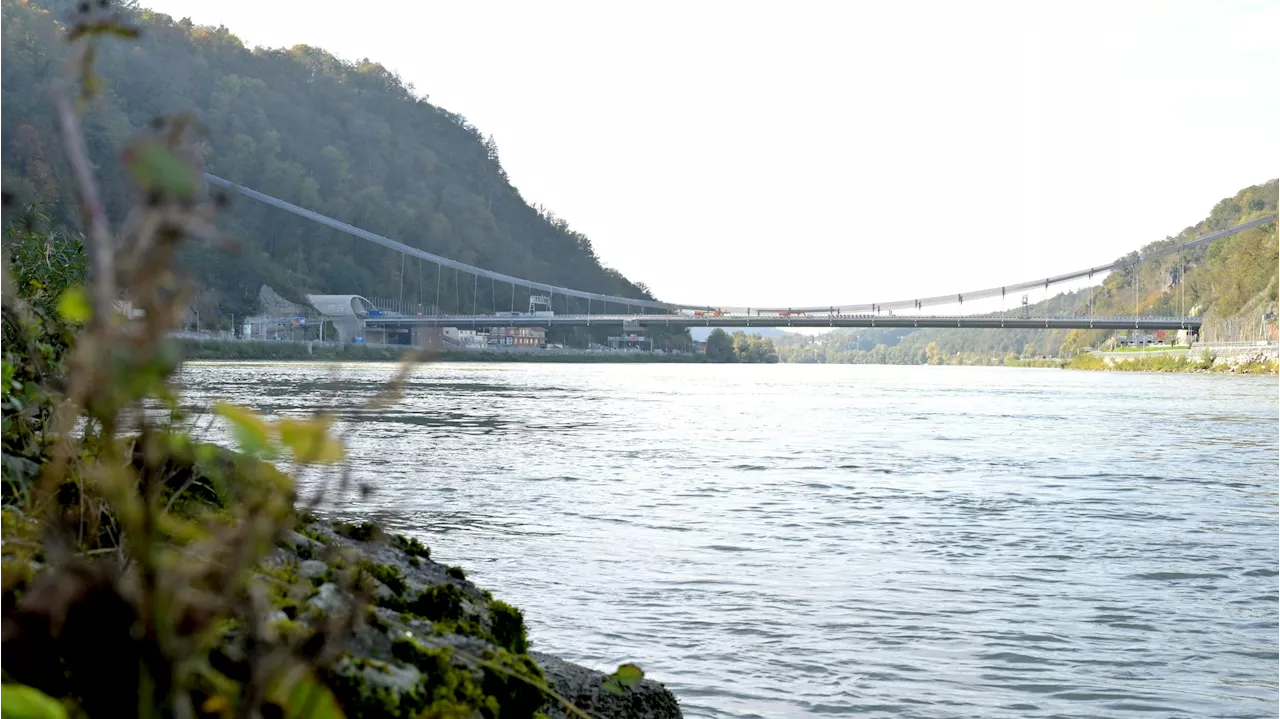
[364,314,1201,331]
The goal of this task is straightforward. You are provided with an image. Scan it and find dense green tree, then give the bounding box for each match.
[705,328,734,363]
[925,342,942,365]
[730,331,778,363]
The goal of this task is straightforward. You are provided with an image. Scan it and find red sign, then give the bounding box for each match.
[1155,330,1166,340]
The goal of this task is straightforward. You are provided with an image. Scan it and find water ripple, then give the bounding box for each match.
[179,362,1279,719]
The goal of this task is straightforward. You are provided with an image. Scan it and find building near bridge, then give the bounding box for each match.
[1112,331,1183,348]
[441,327,489,347]
[242,314,318,342]
[608,333,653,351]
[487,326,546,347]
[306,294,376,344]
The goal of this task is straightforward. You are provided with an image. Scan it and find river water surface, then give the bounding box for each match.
[180,362,1278,719]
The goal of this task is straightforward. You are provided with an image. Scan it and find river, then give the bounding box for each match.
[179,362,1278,719]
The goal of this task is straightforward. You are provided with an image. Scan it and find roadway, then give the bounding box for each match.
[364,313,1202,331]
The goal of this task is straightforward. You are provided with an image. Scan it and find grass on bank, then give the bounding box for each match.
[1066,352,1208,372]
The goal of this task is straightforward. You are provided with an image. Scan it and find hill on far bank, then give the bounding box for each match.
[1,0,656,324]
[773,180,1278,364]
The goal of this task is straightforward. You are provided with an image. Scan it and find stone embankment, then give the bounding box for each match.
[273,518,682,719]
[1200,344,1279,370]
[1092,343,1278,373]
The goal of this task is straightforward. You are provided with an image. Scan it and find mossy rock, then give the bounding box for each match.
[272,518,681,718]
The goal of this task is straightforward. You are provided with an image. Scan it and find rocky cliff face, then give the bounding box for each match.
[258,285,313,318]
[270,517,683,719]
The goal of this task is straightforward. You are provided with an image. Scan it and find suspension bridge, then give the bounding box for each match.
[204,173,1275,338]
[362,313,1202,331]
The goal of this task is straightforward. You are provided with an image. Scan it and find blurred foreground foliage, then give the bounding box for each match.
[1,7,652,719]
[1,6,354,711]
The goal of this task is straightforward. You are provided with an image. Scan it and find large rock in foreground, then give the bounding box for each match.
[534,651,683,719]
[275,518,682,719]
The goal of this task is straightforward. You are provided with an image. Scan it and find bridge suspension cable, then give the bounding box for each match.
[202,173,705,312]
[206,172,1273,317]
[748,213,1275,315]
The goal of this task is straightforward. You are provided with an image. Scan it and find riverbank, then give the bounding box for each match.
[178,338,708,363]
[1066,349,1278,374]
[280,516,683,719]
[1003,358,1065,368]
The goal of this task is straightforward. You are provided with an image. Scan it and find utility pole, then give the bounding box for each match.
[1087,271,1093,319]
[1180,255,1185,318]
[1134,262,1139,318]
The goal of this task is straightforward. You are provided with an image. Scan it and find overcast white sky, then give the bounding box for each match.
[145,0,1278,309]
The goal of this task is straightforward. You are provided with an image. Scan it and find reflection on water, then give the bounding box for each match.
[180,362,1279,719]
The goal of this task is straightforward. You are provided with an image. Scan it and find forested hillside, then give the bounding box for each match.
[777,180,1279,364]
[1,0,655,321]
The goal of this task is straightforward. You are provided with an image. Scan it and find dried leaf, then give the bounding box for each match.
[199,695,228,715]
[68,20,140,42]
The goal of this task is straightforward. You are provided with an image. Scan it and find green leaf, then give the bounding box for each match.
[56,286,91,323]
[268,666,345,719]
[194,443,218,464]
[213,402,273,457]
[602,663,645,695]
[126,142,197,199]
[1,360,14,398]
[1,683,69,719]
[278,417,344,464]
[613,663,644,686]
